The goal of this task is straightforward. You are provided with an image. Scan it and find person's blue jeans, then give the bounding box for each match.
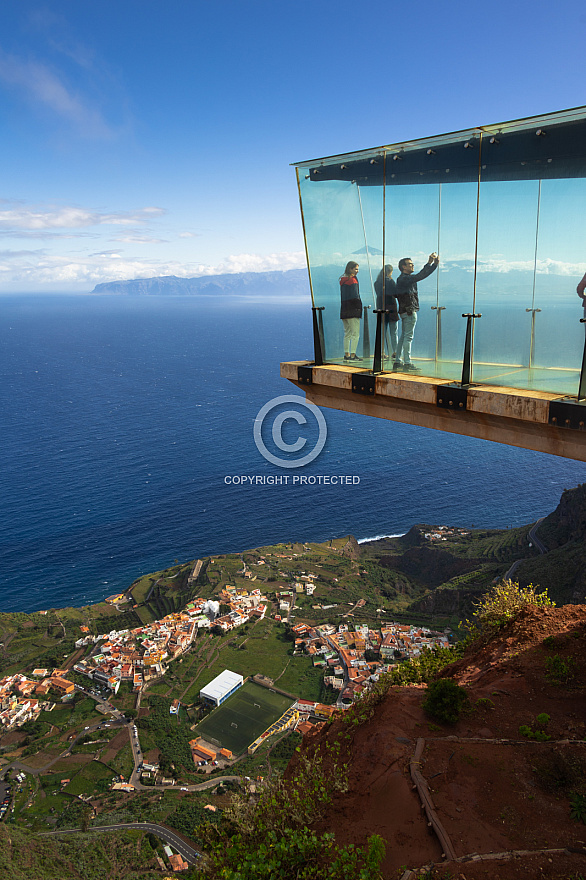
[385,317,399,357]
[396,311,417,364]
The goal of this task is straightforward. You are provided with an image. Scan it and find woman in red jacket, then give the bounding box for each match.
[340,261,363,360]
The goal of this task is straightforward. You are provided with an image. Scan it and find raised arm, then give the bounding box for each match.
[411,253,439,283]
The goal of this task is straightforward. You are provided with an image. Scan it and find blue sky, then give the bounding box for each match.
[1,0,585,292]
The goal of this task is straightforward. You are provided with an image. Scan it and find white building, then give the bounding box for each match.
[200,669,244,707]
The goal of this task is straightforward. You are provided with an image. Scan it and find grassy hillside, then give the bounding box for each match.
[0,825,165,880]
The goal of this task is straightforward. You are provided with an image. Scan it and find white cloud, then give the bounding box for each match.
[112,235,168,244]
[0,203,165,232]
[0,248,45,259]
[0,50,116,139]
[477,257,586,276]
[2,246,585,293]
[0,250,307,290]
[213,252,306,274]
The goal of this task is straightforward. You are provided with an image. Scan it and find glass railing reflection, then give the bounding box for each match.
[306,294,585,398]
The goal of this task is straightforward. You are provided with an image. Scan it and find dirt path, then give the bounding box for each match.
[273,658,291,684]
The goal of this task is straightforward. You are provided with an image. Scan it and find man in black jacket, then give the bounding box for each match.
[393,252,439,372]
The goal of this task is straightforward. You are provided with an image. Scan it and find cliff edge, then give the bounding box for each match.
[290,602,586,879]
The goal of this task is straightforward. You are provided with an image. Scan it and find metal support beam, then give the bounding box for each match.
[437,384,468,410]
[461,313,481,386]
[362,305,371,359]
[372,309,387,374]
[312,306,325,366]
[297,365,313,385]
[431,305,446,361]
[352,373,376,396]
[579,318,586,401]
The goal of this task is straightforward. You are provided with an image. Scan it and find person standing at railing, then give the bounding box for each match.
[340,261,363,361]
[578,271,586,335]
[374,264,399,362]
[394,253,440,372]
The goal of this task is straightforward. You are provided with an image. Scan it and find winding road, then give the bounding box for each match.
[504,517,548,580]
[40,821,201,864]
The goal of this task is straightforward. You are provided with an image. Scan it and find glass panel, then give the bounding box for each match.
[431,181,478,380]
[384,183,442,373]
[532,177,586,396]
[355,182,384,366]
[298,170,382,368]
[473,179,540,388]
[295,106,586,397]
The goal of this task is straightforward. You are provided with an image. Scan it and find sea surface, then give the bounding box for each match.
[1,293,584,613]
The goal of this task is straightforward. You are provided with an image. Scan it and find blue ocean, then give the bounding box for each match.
[1,294,584,613]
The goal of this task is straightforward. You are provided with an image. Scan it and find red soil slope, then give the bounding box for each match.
[295,605,586,879]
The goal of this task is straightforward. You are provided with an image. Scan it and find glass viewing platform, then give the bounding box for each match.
[281,107,586,462]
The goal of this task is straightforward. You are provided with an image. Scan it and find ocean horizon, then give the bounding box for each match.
[1,293,584,613]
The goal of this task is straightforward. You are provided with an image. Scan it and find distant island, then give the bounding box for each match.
[91,268,309,297]
[90,263,582,301]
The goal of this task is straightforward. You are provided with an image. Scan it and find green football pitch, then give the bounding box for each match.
[194,680,293,755]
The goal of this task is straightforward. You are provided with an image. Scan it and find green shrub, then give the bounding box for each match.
[422,679,469,725]
[519,714,551,741]
[519,724,550,742]
[475,697,494,710]
[466,579,554,639]
[570,792,586,823]
[387,642,467,688]
[545,654,575,685]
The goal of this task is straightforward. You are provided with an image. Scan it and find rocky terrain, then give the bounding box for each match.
[292,601,586,879]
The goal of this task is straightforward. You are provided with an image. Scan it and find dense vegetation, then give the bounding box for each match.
[197,739,384,879]
[0,826,163,880]
[138,694,194,777]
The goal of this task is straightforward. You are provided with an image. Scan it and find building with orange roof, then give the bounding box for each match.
[50,676,75,695]
[168,853,189,871]
[314,704,336,718]
[189,740,216,762]
[297,720,314,736]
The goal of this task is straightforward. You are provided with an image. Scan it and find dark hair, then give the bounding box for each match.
[398,257,411,271]
[343,261,359,276]
[375,264,393,284]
